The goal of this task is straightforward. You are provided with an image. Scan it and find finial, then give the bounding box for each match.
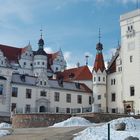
[28,40,30,45]
[40,26,43,39]
[99,28,101,43]
[85,55,89,66]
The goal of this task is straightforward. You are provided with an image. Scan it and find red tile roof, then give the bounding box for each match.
[56,65,92,81]
[0,44,22,62]
[93,53,105,72]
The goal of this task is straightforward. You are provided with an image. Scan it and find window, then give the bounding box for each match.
[103,77,105,82]
[54,92,60,102]
[89,96,92,105]
[114,79,116,85]
[98,76,100,82]
[66,108,70,113]
[11,103,16,111]
[111,93,116,102]
[12,87,18,97]
[37,62,40,65]
[40,91,46,97]
[42,62,45,65]
[111,79,115,85]
[66,94,71,103]
[40,81,42,85]
[130,56,133,63]
[30,63,32,67]
[0,85,3,95]
[94,77,96,82]
[77,95,82,104]
[56,107,59,113]
[44,81,47,86]
[130,86,135,96]
[26,89,32,99]
[98,95,101,100]
[112,108,116,113]
[56,67,58,71]
[24,62,26,65]
[25,104,31,113]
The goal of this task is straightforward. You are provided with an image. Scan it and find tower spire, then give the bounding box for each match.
[38,28,44,49]
[99,28,101,43]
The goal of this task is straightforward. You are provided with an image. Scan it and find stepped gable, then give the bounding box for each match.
[107,47,120,74]
[56,65,92,81]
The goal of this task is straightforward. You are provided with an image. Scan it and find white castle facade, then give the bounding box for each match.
[92,9,140,115]
[0,36,92,116]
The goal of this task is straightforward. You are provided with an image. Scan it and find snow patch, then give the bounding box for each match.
[52,117,92,127]
[0,122,11,137]
[74,117,140,140]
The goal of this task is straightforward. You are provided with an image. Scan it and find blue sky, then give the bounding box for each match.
[0,0,138,69]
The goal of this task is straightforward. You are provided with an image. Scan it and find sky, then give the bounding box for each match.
[0,0,139,69]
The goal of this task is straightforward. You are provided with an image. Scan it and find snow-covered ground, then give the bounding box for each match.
[51,117,92,127]
[52,116,140,140]
[74,117,140,140]
[0,122,11,137]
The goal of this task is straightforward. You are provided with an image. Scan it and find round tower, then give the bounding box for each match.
[33,34,48,76]
[92,39,107,113]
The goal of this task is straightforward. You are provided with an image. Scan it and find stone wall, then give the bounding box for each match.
[12,113,71,128]
[0,116,10,123]
[12,112,140,128]
[76,112,140,123]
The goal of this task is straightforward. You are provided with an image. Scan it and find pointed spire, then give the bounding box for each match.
[96,28,103,52]
[93,29,105,72]
[38,28,44,49]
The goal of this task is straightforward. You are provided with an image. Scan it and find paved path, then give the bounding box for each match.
[0,126,86,140]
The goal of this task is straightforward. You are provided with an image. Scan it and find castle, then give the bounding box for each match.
[0,8,140,117]
[92,9,140,115]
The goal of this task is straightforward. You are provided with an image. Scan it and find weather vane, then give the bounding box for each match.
[40,26,43,38]
[99,28,101,43]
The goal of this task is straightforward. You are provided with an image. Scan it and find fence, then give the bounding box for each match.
[15,106,92,115]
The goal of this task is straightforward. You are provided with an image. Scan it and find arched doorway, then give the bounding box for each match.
[39,106,46,112]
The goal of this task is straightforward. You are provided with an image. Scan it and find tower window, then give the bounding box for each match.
[111,93,116,102]
[98,76,100,82]
[130,56,133,63]
[94,77,96,82]
[130,86,135,96]
[98,95,101,100]
[103,77,105,82]
[0,85,3,95]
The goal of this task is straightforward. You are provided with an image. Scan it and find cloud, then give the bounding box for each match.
[64,51,72,61]
[44,47,54,53]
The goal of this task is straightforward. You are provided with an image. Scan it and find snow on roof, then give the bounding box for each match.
[74,117,140,140]
[51,117,92,127]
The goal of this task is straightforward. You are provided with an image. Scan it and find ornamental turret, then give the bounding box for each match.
[92,29,107,113]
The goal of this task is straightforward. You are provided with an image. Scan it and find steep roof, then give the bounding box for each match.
[93,53,106,72]
[93,42,106,72]
[0,44,22,62]
[56,65,92,81]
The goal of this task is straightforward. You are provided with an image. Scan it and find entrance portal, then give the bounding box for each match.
[39,106,46,112]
